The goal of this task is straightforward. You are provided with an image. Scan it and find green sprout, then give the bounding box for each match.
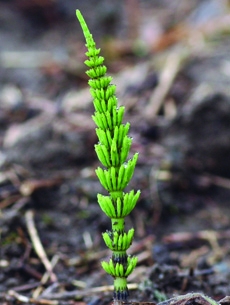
[76,10,140,302]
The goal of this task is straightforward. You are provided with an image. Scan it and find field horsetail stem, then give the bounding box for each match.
[76,10,140,303]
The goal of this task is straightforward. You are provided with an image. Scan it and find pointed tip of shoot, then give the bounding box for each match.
[76,9,84,29]
[76,9,81,18]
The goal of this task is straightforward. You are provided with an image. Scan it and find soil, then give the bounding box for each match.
[0,1,230,305]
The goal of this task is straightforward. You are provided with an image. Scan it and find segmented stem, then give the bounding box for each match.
[76,10,140,302]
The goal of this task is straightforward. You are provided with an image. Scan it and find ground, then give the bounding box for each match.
[0,1,230,304]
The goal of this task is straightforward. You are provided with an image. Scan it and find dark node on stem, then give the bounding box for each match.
[114,288,129,301]
[112,252,127,264]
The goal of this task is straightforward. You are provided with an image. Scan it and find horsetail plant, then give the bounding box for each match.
[76,10,140,303]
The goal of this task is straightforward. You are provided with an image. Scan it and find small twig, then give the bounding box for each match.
[20,178,61,197]
[164,98,177,119]
[40,282,60,298]
[8,290,58,305]
[206,174,230,189]
[4,282,43,292]
[4,290,86,305]
[0,195,21,209]
[25,210,57,282]
[13,197,30,211]
[33,254,60,298]
[21,264,44,280]
[144,50,186,121]
[40,255,60,284]
[220,296,230,305]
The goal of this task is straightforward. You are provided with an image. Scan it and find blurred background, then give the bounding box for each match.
[1,0,230,304]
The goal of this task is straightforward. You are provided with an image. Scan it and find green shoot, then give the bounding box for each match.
[76,10,140,302]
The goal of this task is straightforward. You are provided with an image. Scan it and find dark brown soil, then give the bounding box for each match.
[0,1,230,305]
